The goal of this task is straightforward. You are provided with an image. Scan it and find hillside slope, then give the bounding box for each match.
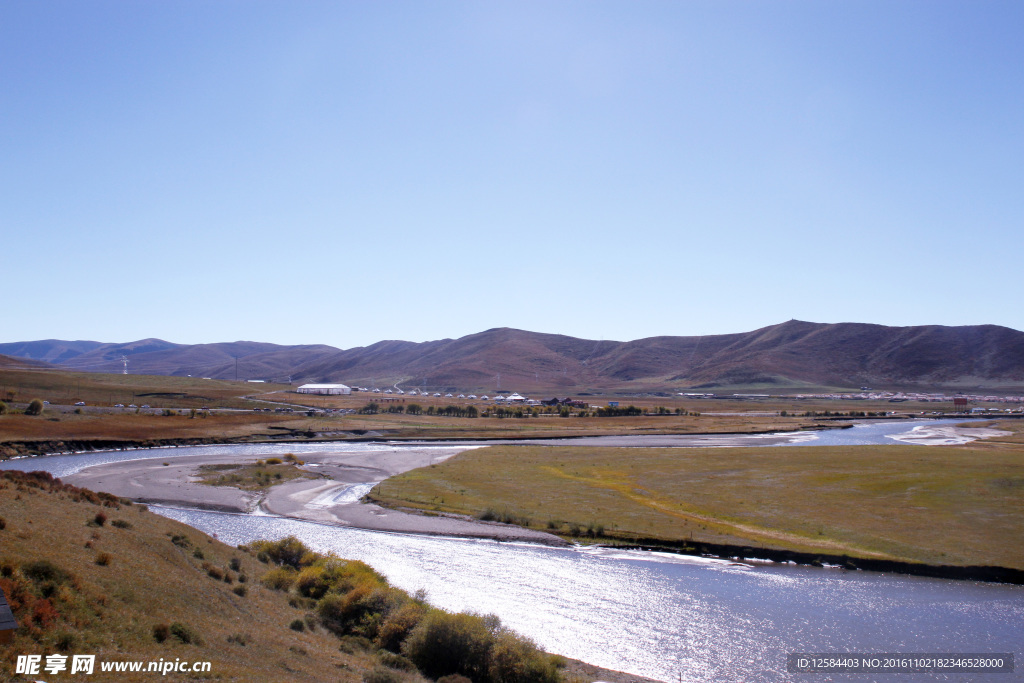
[4,320,1024,392]
[0,471,369,682]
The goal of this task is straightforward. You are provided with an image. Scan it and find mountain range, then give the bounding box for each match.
[3,320,1023,393]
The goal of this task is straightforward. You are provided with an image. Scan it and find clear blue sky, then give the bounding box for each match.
[3,1,1021,348]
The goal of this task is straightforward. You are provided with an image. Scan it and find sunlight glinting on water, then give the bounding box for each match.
[151,506,1024,683]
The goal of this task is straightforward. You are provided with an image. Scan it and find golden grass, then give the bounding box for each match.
[0,412,310,445]
[371,439,1024,569]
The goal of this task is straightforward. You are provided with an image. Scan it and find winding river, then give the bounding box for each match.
[3,419,1021,682]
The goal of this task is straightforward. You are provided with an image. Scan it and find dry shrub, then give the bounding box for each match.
[32,598,60,627]
[153,623,170,643]
[169,622,202,645]
[95,552,112,567]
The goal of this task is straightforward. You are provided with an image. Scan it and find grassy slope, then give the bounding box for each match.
[370,422,1024,569]
[0,472,371,682]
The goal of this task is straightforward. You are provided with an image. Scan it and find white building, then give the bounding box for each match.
[296,383,351,395]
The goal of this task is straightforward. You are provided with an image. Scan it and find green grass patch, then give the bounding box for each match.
[370,442,1024,568]
[196,461,315,491]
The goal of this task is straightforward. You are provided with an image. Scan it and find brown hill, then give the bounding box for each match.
[288,321,1024,392]
[4,321,1024,392]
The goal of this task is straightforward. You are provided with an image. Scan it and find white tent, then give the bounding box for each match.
[296,383,351,395]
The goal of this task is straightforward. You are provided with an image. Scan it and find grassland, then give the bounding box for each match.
[5,367,1016,455]
[0,369,292,410]
[369,420,1024,570]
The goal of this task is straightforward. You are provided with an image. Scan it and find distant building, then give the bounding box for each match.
[296,383,351,395]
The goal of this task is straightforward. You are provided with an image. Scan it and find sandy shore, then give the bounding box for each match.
[64,445,567,545]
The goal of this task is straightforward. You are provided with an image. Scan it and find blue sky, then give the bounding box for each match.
[2,1,1021,349]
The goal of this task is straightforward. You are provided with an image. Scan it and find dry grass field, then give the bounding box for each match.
[0,369,291,410]
[0,471,374,682]
[370,421,1024,570]
[5,366,1015,453]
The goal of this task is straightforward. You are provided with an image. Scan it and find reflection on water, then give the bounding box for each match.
[156,506,1023,683]
[2,419,1018,682]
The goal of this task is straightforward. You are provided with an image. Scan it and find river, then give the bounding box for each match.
[3,419,1021,682]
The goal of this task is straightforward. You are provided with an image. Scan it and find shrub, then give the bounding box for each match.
[111,519,132,529]
[22,560,72,585]
[261,566,297,591]
[486,629,560,683]
[25,399,45,415]
[362,665,409,683]
[290,618,306,632]
[227,633,251,646]
[153,624,170,643]
[401,610,495,681]
[169,534,191,548]
[339,635,374,654]
[95,552,112,566]
[232,584,248,597]
[265,457,283,465]
[0,517,5,530]
[207,566,224,581]
[376,601,427,653]
[193,548,205,560]
[56,631,77,651]
[92,512,107,527]
[248,536,311,569]
[0,401,9,414]
[377,650,416,672]
[229,557,242,571]
[295,565,331,599]
[169,622,202,645]
[32,598,60,627]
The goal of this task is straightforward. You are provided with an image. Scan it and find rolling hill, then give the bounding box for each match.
[3,320,1024,393]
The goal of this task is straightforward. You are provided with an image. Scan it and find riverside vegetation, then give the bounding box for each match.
[369,421,1024,571]
[0,469,589,682]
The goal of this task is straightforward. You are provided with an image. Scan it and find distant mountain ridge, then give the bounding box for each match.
[3,320,1023,392]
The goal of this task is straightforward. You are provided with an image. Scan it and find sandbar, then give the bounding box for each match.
[64,445,567,545]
